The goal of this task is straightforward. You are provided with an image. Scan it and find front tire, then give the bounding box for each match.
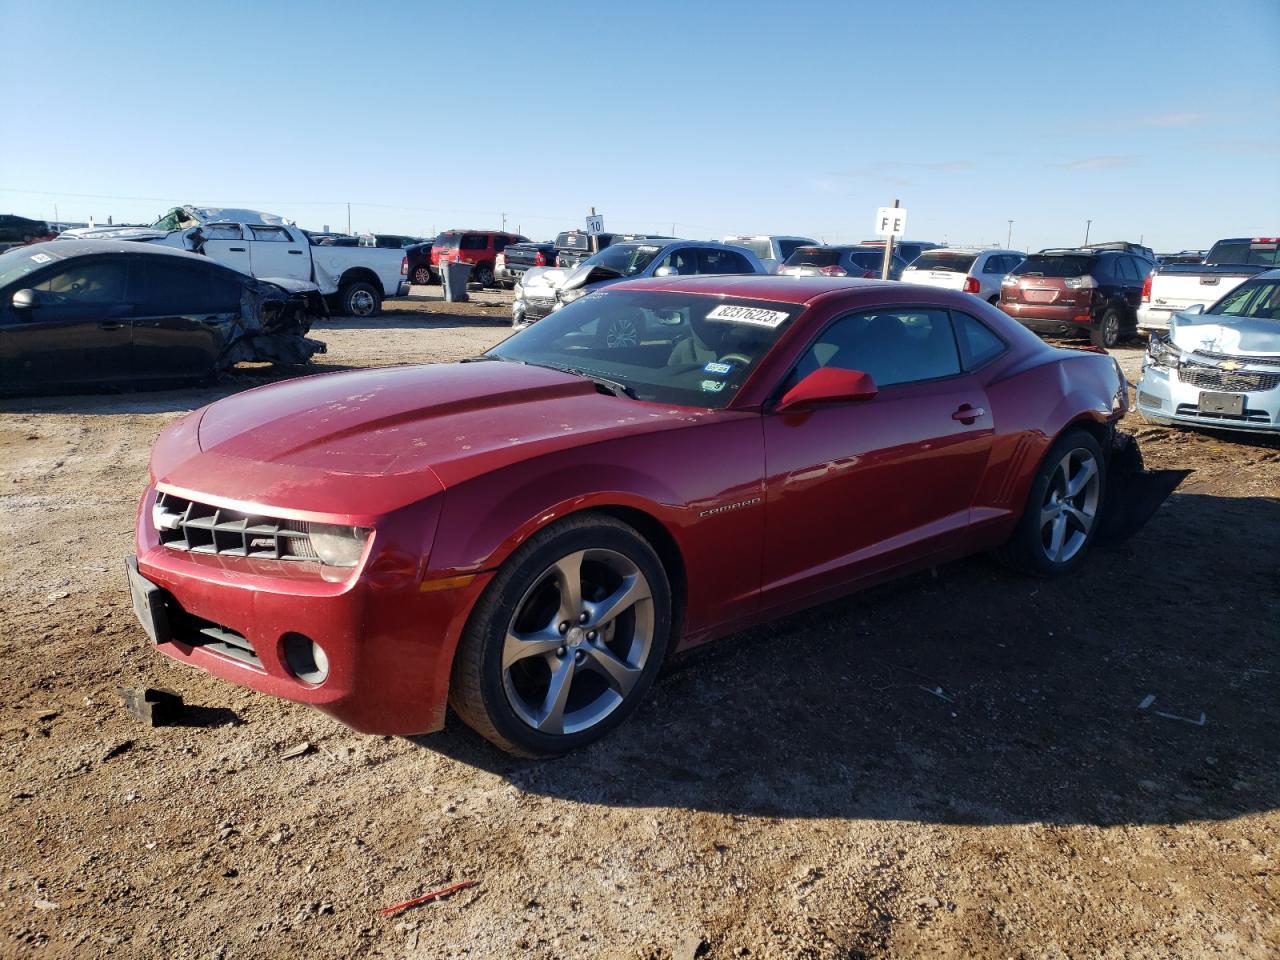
[997,428,1107,578]
[338,280,381,318]
[450,513,673,756]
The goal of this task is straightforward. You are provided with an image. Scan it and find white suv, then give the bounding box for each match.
[902,248,1025,304]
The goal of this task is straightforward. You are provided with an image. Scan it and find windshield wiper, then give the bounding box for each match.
[564,367,637,399]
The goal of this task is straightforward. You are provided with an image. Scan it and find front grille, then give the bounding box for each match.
[1176,363,1280,393]
[183,614,261,668]
[1174,403,1271,424]
[155,492,318,561]
[1190,350,1280,369]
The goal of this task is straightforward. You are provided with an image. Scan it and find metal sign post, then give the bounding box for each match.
[875,199,905,280]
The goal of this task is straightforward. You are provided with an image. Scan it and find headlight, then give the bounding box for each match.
[557,286,587,305]
[308,523,370,567]
[1147,335,1182,369]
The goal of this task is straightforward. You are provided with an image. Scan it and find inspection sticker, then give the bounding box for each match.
[29,253,52,264]
[703,361,733,376]
[700,379,726,393]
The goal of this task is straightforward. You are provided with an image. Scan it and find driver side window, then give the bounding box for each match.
[34,259,129,304]
[659,249,698,275]
[789,308,962,390]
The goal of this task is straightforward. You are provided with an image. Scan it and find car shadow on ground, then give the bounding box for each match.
[0,361,358,416]
[413,490,1279,829]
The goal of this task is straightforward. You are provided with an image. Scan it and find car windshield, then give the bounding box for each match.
[1209,278,1280,319]
[1205,240,1280,268]
[577,244,663,277]
[1013,255,1095,278]
[0,247,63,288]
[784,247,840,267]
[488,289,801,409]
[909,252,977,272]
[725,238,773,260]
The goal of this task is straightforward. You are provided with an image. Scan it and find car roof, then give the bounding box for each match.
[611,273,899,305]
[10,239,223,264]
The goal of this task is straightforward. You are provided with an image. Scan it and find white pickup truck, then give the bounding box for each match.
[1139,236,1280,332]
[61,206,409,316]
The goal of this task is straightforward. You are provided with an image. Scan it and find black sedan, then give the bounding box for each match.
[0,240,325,396]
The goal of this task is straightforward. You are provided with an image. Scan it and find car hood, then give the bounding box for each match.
[156,362,707,517]
[1170,313,1280,356]
[519,267,568,295]
[58,226,169,242]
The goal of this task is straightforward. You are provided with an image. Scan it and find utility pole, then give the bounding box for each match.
[879,198,899,281]
[1084,219,1092,245]
[501,212,507,232]
[347,202,352,235]
[1007,220,1013,249]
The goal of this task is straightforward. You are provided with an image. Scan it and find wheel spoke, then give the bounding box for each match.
[552,551,585,621]
[1064,457,1097,498]
[1061,503,1093,533]
[581,643,642,696]
[502,626,563,670]
[1048,513,1068,560]
[584,573,650,629]
[536,656,576,734]
[1040,503,1060,529]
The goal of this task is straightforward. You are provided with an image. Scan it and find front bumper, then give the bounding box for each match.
[130,490,493,735]
[1135,363,1280,434]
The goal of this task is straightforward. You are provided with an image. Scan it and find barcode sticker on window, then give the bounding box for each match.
[705,304,790,327]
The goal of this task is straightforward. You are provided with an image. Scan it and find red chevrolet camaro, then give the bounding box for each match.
[128,276,1132,755]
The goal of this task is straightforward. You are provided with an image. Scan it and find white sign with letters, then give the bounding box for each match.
[875,207,907,237]
[585,214,604,235]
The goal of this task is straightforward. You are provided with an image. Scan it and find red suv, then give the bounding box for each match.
[432,230,527,288]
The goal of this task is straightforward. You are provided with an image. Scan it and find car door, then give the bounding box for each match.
[196,222,253,275]
[131,257,242,382]
[247,225,311,281]
[760,306,996,606]
[0,255,134,392]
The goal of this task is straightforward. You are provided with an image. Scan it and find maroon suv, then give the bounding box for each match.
[999,248,1153,348]
[431,230,527,287]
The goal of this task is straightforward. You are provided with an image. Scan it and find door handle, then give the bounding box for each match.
[228,247,246,252]
[288,249,303,255]
[952,404,985,423]
[99,321,123,331]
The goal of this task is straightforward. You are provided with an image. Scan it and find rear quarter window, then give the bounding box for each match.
[952,311,1007,369]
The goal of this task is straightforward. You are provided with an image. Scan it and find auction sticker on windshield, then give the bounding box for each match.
[706,304,790,328]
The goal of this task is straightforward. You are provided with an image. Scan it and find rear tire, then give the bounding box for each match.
[1091,309,1121,349]
[449,513,673,757]
[338,281,381,318]
[997,428,1107,578]
[411,265,431,285]
[475,264,495,288]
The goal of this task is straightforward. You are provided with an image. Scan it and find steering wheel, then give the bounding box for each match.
[719,353,752,367]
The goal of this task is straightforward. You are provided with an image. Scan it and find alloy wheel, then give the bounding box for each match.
[502,549,655,736]
[1039,448,1101,564]
[349,289,376,316]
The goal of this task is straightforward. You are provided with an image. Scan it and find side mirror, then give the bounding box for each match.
[776,367,878,413]
[654,265,677,278]
[1183,304,1204,315]
[11,288,37,311]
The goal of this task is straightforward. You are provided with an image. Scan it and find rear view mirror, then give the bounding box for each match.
[775,367,878,413]
[1183,304,1204,315]
[11,288,37,311]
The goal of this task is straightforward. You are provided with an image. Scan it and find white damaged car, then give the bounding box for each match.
[1136,269,1280,434]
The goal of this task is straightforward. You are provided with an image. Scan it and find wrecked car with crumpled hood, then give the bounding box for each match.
[0,240,325,396]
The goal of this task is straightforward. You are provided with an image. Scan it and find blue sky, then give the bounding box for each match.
[2,0,1278,252]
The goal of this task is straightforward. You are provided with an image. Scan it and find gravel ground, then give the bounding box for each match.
[1,290,1277,959]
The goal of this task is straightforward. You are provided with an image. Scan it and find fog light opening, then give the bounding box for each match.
[283,633,329,685]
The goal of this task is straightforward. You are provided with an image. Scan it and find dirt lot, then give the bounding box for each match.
[2,289,1277,959]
